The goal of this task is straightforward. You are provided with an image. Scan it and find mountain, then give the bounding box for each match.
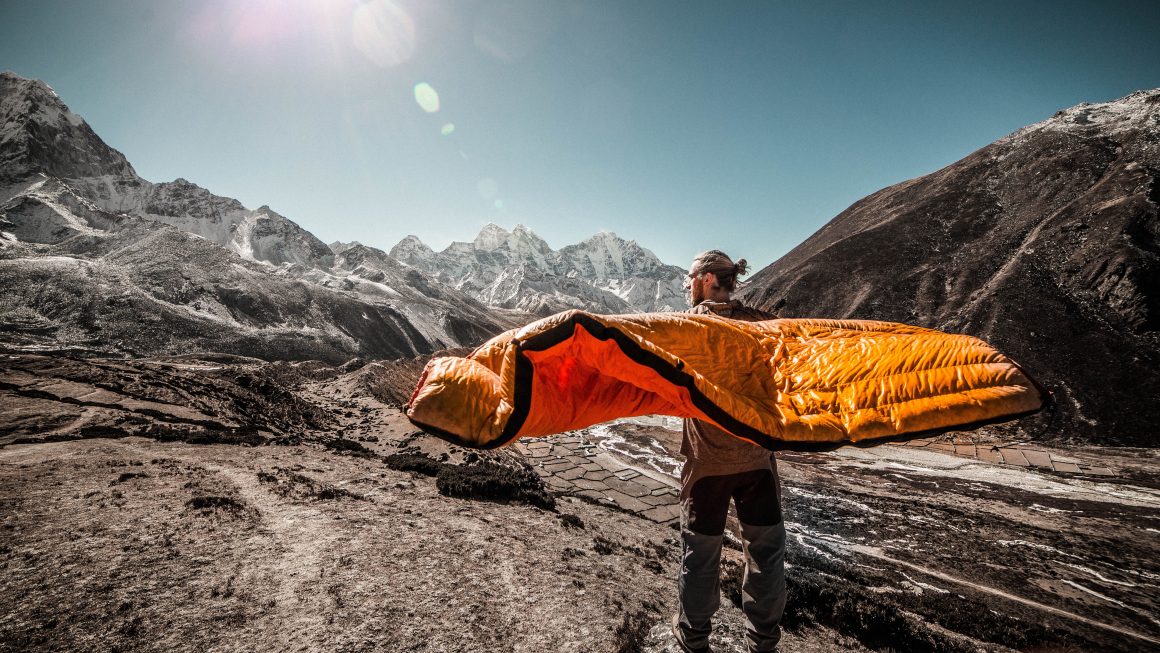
[0,71,514,362]
[389,224,688,315]
[0,72,335,269]
[0,72,136,182]
[739,89,1160,445]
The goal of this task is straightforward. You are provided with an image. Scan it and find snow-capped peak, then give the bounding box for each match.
[0,72,80,128]
[473,222,510,249]
[389,234,436,265]
[559,230,670,279]
[330,241,362,255]
[507,224,552,255]
[1,71,137,181]
[467,222,553,259]
[395,222,687,313]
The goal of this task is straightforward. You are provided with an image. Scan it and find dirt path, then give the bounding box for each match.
[155,446,348,652]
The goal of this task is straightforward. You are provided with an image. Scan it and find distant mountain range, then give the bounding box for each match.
[0,71,684,363]
[740,89,1160,445]
[384,224,686,315]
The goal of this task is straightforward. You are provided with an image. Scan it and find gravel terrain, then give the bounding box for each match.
[2,354,1157,652]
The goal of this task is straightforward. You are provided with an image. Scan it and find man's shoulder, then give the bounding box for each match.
[688,300,777,322]
[686,302,721,316]
[727,301,778,322]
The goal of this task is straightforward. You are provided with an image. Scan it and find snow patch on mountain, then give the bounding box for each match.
[1002,89,1160,145]
[67,174,335,269]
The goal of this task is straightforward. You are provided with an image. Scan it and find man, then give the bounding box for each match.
[673,250,785,653]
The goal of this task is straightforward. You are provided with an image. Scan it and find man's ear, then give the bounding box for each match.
[704,272,719,289]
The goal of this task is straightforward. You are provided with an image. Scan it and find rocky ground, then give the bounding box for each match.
[1,353,1158,652]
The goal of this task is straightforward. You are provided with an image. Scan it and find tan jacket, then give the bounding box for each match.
[681,300,777,489]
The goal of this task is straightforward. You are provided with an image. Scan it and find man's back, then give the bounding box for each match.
[681,299,778,482]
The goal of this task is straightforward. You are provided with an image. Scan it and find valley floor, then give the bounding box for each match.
[1,354,1158,652]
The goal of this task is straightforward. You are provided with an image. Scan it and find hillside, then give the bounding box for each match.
[740,90,1160,446]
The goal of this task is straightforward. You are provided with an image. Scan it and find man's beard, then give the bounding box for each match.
[688,278,705,307]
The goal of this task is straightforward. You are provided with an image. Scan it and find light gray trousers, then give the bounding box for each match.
[676,469,786,653]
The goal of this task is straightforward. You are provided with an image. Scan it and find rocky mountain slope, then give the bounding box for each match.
[0,71,515,361]
[0,73,135,183]
[740,89,1160,445]
[388,223,688,315]
[0,73,332,268]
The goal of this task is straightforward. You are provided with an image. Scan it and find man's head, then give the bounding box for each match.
[685,250,749,306]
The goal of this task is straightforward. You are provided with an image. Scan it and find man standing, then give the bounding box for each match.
[673,250,785,653]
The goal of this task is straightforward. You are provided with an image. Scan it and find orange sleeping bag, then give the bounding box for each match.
[405,310,1046,450]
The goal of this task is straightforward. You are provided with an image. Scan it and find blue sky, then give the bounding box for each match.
[3,0,1159,271]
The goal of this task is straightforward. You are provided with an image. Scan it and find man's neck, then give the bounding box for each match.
[696,298,734,309]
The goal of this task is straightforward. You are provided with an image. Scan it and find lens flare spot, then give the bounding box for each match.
[414,83,440,113]
[477,178,499,200]
[441,123,456,136]
[494,199,504,209]
[352,0,415,68]
[473,1,561,63]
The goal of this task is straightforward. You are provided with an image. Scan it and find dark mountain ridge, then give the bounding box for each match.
[740,90,1160,445]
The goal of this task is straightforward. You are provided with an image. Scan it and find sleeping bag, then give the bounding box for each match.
[405,309,1046,450]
